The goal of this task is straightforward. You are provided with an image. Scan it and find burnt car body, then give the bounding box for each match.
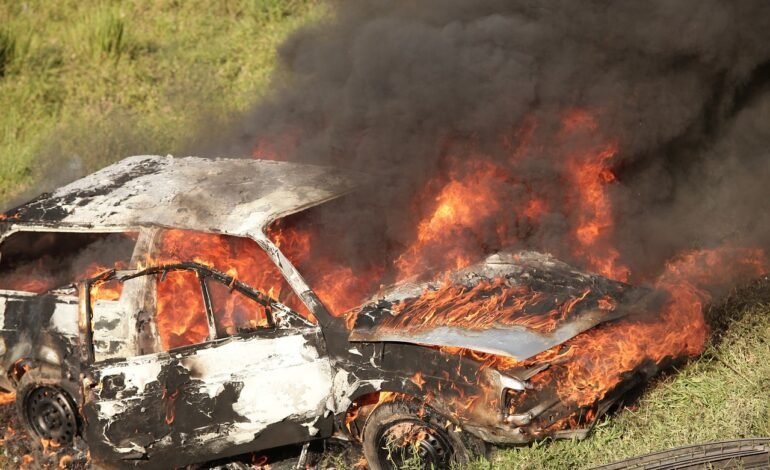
[0,156,657,469]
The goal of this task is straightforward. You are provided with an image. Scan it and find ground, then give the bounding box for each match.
[1,1,769,469]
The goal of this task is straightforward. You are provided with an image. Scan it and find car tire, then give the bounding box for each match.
[15,369,80,446]
[362,398,482,470]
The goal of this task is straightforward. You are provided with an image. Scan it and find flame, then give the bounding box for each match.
[267,222,386,314]
[256,109,766,434]
[149,229,310,349]
[0,257,65,293]
[252,453,272,469]
[394,160,506,279]
[258,110,767,437]
[0,392,14,406]
[344,391,402,437]
[163,387,180,425]
[156,270,210,351]
[410,372,425,390]
[378,277,602,335]
[58,455,73,469]
[491,247,766,425]
[566,140,629,282]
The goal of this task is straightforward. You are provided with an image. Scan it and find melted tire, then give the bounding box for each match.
[362,398,478,470]
[592,438,770,469]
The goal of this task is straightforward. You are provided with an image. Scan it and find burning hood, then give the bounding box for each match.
[1,155,361,238]
[349,251,656,361]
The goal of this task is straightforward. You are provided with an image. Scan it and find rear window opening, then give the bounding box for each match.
[0,231,138,293]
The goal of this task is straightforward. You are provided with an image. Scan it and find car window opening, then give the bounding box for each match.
[156,269,209,351]
[0,231,137,293]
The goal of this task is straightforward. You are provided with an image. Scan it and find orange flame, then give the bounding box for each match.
[148,229,310,349]
[0,392,14,406]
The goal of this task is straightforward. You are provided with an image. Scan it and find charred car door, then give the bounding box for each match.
[80,266,334,468]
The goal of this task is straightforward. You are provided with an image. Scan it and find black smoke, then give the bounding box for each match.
[175,1,770,285]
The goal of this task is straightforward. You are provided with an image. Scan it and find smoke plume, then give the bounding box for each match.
[155,1,770,288]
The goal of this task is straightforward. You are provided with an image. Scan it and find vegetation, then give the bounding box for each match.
[0,0,323,205]
[2,2,769,469]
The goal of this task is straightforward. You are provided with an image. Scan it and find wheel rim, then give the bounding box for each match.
[24,386,77,444]
[376,419,452,469]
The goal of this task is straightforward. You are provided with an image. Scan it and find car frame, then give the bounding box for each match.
[0,155,652,469]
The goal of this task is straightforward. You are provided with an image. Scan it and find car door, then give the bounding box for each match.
[81,266,334,468]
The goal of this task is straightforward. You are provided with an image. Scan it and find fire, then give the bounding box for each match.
[566,141,629,282]
[255,108,766,434]
[489,247,766,426]
[0,392,14,406]
[148,229,310,349]
[163,387,180,425]
[156,270,210,351]
[267,222,386,314]
[0,265,54,293]
[394,159,506,279]
[0,259,128,295]
[377,278,602,335]
[345,391,402,438]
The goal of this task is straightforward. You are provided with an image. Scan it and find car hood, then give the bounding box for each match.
[348,251,659,361]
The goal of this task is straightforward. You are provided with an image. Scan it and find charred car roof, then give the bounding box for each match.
[1,155,360,238]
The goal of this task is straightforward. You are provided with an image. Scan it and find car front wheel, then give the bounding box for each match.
[362,398,479,470]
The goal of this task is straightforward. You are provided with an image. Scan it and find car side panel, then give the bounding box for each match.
[83,328,334,469]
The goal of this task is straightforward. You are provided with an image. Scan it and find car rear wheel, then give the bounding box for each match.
[362,398,480,470]
[16,370,80,446]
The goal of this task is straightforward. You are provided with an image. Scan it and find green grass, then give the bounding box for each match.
[2,2,770,469]
[0,0,324,205]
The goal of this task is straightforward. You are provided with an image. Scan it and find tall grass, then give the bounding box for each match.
[93,10,126,60]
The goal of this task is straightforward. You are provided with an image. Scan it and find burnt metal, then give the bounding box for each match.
[0,155,693,469]
[349,252,656,361]
[0,156,362,234]
[24,385,78,444]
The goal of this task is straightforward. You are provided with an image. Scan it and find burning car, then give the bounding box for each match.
[0,155,704,469]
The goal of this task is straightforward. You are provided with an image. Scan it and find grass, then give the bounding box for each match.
[0,0,324,206]
[2,2,770,469]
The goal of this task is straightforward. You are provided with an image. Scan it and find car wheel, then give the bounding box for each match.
[15,369,80,446]
[362,398,480,470]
